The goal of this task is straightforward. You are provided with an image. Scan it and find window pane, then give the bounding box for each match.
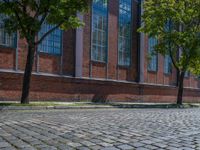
[164,20,173,74]
[118,0,132,66]
[0,19,17,48]
[185,71,190,77]
[164,55,172,74]
[91,0,108,62]
[148,37,158,71]
[38,22,62,55]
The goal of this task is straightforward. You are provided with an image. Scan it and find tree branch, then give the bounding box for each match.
[39,11,49,27]
[34,22,63,45]
[169,47,179,71]
[2,0,28,37]
[33,1,41,19]
[34,0,50,22]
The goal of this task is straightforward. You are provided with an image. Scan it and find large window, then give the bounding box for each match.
[91,0,108,62]
[148,37,158,71]
[164,55,172,74]
[38,23,62,55]
[164,20,173,74]
[118,0,132,66]
[0,16,17,48]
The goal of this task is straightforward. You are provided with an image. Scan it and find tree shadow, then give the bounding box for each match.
[92,93,108,103]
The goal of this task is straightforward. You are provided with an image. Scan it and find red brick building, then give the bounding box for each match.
[0,0,200,102]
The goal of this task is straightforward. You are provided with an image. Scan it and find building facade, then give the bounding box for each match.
[0,0,199,102]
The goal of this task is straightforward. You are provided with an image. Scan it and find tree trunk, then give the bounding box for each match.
[177,71,185,105]
[21,44,35,104]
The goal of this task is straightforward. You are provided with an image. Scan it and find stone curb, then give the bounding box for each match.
[0,103,199,111]
[0,105,116,111]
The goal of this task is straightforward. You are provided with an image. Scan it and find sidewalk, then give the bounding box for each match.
[0,101,200,110]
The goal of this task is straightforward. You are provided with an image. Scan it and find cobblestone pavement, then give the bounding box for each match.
[1,109,200,150]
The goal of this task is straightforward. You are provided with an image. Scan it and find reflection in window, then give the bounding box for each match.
[0,16,17,48]
[91,0,108,62]
[164,55,172,74]
[38,23,62,55]
[148,37,158,71]
[118,0,132,66]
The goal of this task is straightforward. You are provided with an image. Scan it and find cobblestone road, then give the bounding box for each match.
[1,109,200,150]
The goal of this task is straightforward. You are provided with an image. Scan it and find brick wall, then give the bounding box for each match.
[143,35,200,88]
[62,30,76,76]
[0,47,15,70]
[38,53,61,74]
[0,31,75,76]
[108,0,118,80]
[82,0,139,81]
[0,1,199,102]
[82,10,92,77]
[0,72,199,102]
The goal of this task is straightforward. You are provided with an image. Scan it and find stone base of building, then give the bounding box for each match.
[0,71,200,103]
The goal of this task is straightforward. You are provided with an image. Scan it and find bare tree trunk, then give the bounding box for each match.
[177,71,185,105]
[21,44,35,104]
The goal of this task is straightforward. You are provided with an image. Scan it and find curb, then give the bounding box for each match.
[0,104,199,111]
[0,105,116,111]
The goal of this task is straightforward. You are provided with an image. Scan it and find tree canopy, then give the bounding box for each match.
[0,0,90,104]
[139,0,200,105]
[139,0,200,75]
[0,0,89,44]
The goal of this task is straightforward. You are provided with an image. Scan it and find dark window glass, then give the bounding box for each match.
[118,0,132,66]
[91,0,108,62]
[38,23,62,55]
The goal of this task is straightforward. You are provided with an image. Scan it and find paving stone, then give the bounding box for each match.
[140,140,154,145]
[144,145,158,149]
[102,138,115,143]
[135,148,150,150]
[116,139,129,144]
[99,142,113,147]
[90,139,103,144]
[58,144,74,150]
[77,146,90,150]
[0,147,17,150]
[81,140,96,146]
[130,142,145,148]
[168,143,182,148]
[67,142,82,147]
[166,147,181,150]
[90,145,103,150]
[152,143,168,148]
[39,146,57,150]
[20,147,37,150]
[101,147,120,150]
[34,144,50,149]
[0,141,11,148]
[117,144,134,150]
[179,147,195,150]
[0,109,200,150]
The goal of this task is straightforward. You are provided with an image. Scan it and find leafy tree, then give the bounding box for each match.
[0,0,90,104]
[139,0,200,105]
